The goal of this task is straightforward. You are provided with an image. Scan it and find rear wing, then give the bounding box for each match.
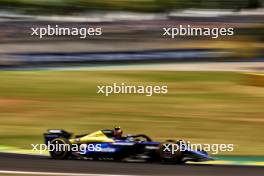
[44,129,72,145]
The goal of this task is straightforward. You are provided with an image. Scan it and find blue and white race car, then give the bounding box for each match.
[44,128,213,164]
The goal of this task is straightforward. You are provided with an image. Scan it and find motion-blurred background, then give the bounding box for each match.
[0,1,263,156]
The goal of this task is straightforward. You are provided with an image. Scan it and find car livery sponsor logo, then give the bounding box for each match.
[112,142,134,146]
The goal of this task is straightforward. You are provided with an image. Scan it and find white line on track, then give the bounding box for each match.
[0,170,136,176]
[38,62,264,72]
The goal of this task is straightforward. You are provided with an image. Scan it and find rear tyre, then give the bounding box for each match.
[49,138,71,159]
[159,142,183,164]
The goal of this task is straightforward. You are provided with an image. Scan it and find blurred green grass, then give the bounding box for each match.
[0,71,263,155]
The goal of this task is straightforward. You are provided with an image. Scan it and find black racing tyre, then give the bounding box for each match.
[49,138,71,159]
[159,142,183,164]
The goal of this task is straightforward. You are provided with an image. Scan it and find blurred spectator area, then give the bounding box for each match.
[0,0,263,65]
[0,16,263,58]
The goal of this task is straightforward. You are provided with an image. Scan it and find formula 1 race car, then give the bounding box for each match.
[44,129,213,164]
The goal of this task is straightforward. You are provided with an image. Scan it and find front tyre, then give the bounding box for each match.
[158,142,183,164]
[49,138,71,159]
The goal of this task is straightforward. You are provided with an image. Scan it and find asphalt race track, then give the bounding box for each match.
[0,153,263,176]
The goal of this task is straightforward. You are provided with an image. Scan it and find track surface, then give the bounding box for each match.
[0,153,263,176]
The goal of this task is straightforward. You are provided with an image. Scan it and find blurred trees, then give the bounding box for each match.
[0,0,263,14]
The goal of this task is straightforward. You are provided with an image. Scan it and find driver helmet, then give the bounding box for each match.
[113,126,123,138]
